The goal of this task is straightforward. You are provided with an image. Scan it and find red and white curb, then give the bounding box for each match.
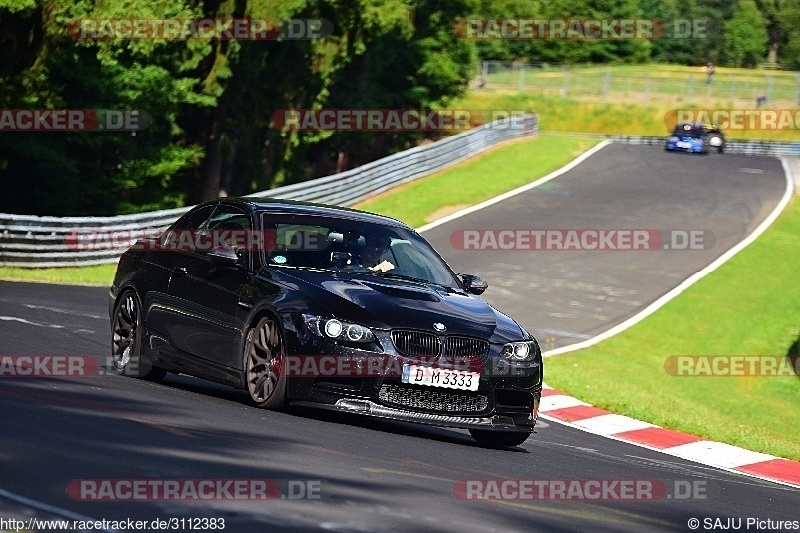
[540,383,800,489]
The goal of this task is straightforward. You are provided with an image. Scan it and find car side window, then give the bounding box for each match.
[175,205,216,230]
[206,205,253,264]
[161,205,216,247]
[207,205,252,233]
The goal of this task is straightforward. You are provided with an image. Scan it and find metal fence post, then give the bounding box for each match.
[518,65,525,93]
[767,74,774,103]
[795,74,800,106]
[686,74,694,103]
[602,68,611,104]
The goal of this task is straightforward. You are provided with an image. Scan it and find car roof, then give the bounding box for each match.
[675,122,722,131]
[198,196,411,229]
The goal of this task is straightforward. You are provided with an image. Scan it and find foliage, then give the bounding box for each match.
[0,0,798,215]
[724,0,769,67]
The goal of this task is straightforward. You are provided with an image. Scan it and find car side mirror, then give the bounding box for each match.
[209,245,240,265]
[460,274,488,295]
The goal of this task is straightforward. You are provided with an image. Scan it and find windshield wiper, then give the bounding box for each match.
[337,269,455,290]
[372,272,430,284]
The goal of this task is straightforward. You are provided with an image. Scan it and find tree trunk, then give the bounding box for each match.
[198,105,227,201]
[767,42,778,64]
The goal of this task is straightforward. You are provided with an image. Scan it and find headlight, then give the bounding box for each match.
[303,314,376,343]
[500,341,538,362]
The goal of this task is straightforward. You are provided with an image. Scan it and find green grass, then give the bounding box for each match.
[545,197,800,461]
[465,63,800,141]
[356,134,598,227]
[453,91,800,141]
[0,264,117,286]
[485,63,800,108]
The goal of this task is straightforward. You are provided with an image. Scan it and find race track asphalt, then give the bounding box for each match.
[0,144,795,532]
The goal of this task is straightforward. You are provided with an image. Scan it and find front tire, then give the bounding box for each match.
[469,429,531,448]
[244,316,287,410]
[110,291,166,381]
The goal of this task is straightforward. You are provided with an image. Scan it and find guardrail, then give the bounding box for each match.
[0,115,537,267]
[607,135,800,156]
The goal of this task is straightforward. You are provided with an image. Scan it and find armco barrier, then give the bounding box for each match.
[0,115,537,267]
[608,135,800,155]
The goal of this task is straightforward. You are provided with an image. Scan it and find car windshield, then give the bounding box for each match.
[260,213,460,288]
[673,127,705,138]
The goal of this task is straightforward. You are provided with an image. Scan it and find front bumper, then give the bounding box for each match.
[666,141,705,153]
[292,396,539,432]
[283,314,542,431]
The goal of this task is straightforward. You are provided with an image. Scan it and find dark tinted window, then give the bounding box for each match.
[261,214,460,287]
[207,205,252,231]
[171,205,215,231]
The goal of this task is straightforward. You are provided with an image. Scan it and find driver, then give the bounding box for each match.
[356,233,395,272]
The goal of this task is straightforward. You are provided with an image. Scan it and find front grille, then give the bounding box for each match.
[392,331,441,356]
[379,383,489,413]
[391,331,489,361]
[445,336,489,359]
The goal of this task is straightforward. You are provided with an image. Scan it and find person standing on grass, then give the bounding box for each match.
[705,62,715,85]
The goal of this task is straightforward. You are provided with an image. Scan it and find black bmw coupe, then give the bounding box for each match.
[109,198,542,447]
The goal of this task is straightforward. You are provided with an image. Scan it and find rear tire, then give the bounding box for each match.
[708,135,724,153]
[110,291,166,381]
[469,429,531,448]
[244,316,287,410]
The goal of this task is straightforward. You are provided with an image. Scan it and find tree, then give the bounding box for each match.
[0,0,212,215]
[780,0,800,67]
[724,0,769,67]
[754,0,786,64]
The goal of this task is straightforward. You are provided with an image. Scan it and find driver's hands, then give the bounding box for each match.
[369,260,395,272]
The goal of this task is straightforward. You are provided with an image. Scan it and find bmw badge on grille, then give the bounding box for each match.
[433,322,446,332]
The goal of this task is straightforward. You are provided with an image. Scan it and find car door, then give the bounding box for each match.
[165,204,254,368]
[145,204,216,340]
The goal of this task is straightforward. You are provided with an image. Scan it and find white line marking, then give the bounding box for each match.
[417,140,613,233]
[23,304,104,320]
[0,487,111,532]
[544,153,794,356]
[0,316,64,329]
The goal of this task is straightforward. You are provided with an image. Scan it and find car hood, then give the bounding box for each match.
[271,268,525,342]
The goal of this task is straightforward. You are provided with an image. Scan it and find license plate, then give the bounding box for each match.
[401,364,479,391]
[678,141,691,148]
